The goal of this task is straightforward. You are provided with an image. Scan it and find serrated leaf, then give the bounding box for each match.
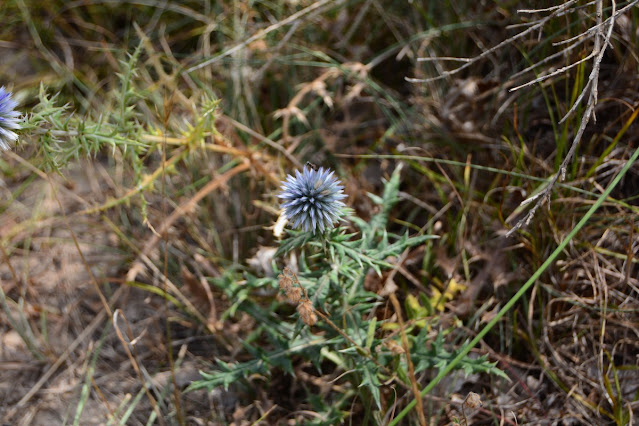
[321,347,346,368]
[359,361,382,409]
[367,192,384,205]
[275,230,315,257]
[376,233,438,259]
[411,332,508,380]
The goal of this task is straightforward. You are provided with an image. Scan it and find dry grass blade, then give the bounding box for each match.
[112,309,166,425]
[389,293,426,426]
[406,1,579,84]
[185,0,344,72]
[126,161,251,281]
[3,287,126,422]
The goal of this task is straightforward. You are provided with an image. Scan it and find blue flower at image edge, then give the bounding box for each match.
[0,87,20,150]
[279,166,347,233]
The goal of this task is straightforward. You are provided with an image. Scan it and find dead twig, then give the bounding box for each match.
[406,0,580,84]
[506,0,617,236]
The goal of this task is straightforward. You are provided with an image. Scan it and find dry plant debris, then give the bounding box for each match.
[1,1,639,425]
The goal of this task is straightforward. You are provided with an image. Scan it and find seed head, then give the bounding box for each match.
[285,287,302,304]
[282,267,294,277]
[464,392,482,409]
[0,87,20,150]
[297,299,317,326]
[278,166,347,233]
[278,274,294,292]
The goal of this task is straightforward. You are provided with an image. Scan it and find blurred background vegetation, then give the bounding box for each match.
[1,0,638,424]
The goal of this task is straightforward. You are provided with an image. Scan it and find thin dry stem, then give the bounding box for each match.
[126,161,251,282]
[3,287,126,421]
[113,309,166,425]
[407,1,579,84]
[506,0,616,236]
[186,0,344,72]
[389,293,426,426]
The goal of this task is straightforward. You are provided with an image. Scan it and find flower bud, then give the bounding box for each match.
[278,274,293,291]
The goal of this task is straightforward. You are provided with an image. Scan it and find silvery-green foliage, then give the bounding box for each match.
[24,85,148,172]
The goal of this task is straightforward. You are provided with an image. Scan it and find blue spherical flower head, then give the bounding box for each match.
[0,87,20,151]
[279,166,347,233]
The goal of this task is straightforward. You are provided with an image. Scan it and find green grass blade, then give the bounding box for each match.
[389,146,639,425]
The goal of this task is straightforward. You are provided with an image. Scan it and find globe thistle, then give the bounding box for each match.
[0,87,20,151]
[278,165,347,233]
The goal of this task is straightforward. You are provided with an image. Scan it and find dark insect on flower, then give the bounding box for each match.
[0,87,20,151]
[278,165,347,233]
[305,161,319,171]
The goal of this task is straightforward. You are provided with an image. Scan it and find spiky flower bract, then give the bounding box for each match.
[0,87,20,150]
[279,166,347,233]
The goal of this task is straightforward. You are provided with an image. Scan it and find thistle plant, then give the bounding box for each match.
[0,87,21,150]
[278,165,347,233]
[191,165,506,423]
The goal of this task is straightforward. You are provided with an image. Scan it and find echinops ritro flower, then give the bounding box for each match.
[0,87,20,150]
[279,165,347,233]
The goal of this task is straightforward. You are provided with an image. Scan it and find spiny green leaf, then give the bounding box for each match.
[275,230,315,257]
[359,361,382,409]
